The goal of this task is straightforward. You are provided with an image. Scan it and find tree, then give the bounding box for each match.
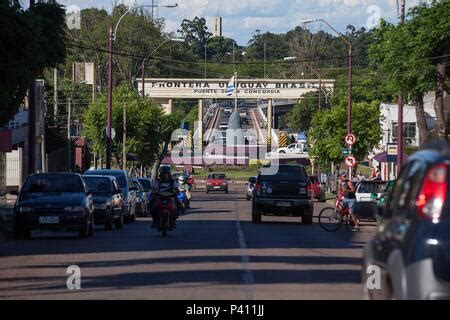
[207,37,237,61]
[83,85,169,170]
[309,101,382,170]
[0,0,67,126]
[286,92,327,133]
[178,17,212,57]
[369,1,450,145]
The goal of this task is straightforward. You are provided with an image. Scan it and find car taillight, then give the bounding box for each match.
[416,163,448,223]
[255,182,262,195]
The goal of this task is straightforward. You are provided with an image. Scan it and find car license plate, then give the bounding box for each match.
[277,202,292,207]
[214,186,221,189]
[39,216,59,224]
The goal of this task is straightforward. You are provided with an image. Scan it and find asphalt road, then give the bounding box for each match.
[0,185,375,300]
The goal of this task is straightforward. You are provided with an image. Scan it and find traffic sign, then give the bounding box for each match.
[344,134,356,146]
[345,156,357,168]
[342,148,350,156]
[103,128,116,140]
[387,143,398,163]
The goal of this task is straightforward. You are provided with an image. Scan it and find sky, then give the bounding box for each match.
[54,0,424,45]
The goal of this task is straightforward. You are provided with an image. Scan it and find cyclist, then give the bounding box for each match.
[339,173,359,232]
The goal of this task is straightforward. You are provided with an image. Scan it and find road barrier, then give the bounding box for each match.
[279,131,288,148]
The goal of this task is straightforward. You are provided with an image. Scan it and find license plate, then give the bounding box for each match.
[214,186,221,189]
[277,202,292,207]
[39,216,59,224]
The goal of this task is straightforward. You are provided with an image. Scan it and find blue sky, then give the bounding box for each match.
[56,0,424,45]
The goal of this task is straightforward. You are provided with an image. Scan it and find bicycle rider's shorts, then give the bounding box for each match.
[342,198,356,210]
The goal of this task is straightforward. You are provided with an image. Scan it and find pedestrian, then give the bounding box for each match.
[356,172,366,181]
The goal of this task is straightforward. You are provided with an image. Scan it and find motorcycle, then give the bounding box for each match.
[155,191,177,237]
[246,177,257,201]
[177,190,188,215]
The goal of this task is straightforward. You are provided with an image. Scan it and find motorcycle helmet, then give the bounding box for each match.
[159,166,171,178]
[178,175,187,184]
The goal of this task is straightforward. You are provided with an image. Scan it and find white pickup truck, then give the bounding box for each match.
[277,143,307,155]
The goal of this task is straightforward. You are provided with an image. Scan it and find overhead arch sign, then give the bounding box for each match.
[139,78,335,99]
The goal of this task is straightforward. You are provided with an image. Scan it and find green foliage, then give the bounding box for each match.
[183,105,199,133]
[0,1,67,126]
[83,85,179,168]
[207,37,237,61]
[286,91,327,133]
[178,16,212,57]
[309,101,382,168]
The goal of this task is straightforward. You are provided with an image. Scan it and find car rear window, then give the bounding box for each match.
[22,175,84,193]
[84,177,112,193]
[261,166,307,180]
[138,179,152,191]
[357,182,386,194]
[309,177,318,183]
[210,174,226,179]
[86,171,127,189]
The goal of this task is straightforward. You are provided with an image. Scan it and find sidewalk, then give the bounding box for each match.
[0,195,15,242]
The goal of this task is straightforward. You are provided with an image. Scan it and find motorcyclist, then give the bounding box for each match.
[177,175,192,209]
[151,166,179,230]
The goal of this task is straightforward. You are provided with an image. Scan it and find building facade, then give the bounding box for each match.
[212,16,222,37]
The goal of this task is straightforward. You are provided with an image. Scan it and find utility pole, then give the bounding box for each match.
[264,41,267,79]
[53,68,58,116]
[27,0,36,176]
[204,44,207,79]
[123,104,127,171]
[397,0,406,176]
[67,98,72,172]
[106,27,113,169]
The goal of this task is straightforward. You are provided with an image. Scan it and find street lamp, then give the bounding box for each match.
[138,37,184,98]
[106,3,178,169]
[302,18,353,178]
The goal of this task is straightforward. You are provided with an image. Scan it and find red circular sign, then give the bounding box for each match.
[345,156,357,168]
[345,134,356,146]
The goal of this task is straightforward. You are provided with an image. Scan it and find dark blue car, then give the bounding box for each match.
[13,173,94,239]
[363,140,450,300]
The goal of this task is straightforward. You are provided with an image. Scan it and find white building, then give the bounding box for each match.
[212,16,222,37]
[378,92,437,150]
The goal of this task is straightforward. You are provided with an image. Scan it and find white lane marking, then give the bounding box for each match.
[235,202,255,300]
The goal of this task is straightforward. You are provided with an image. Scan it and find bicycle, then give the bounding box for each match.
[318,196,356,232]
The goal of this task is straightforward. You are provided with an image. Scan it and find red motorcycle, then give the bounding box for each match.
[154,191,177,237]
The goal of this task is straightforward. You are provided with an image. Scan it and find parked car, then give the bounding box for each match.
[12,173,94,239]
[131,179,148,217]
[373,180,396,218]
[252,164,314,224]
[355,180,387,202]
[309,175,326,202]
[277,143,306,155]
[246,177,257,201]
[362,140,450,300]
[137,178,153,213]
[84,170,136,223]
[206,174,229,194]
[82,175,124,230]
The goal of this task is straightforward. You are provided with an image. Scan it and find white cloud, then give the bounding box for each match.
[62,0,425,45]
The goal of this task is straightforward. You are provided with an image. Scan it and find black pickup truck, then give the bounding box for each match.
[252,164,314,225]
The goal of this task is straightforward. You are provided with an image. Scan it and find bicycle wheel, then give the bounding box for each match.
[318,207,343,232]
